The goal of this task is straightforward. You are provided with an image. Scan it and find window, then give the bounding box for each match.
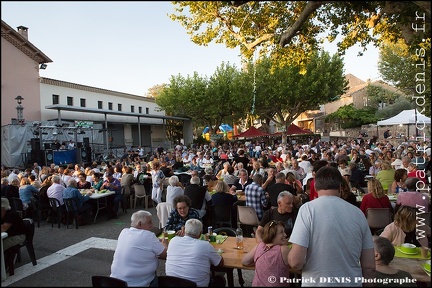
[98,101,103,109]
[80,98,86,107]
[146,107,149,114]
[118,103,122,111]
[108,102,113,110]
[52,94,59,105]
[139,106,142,113]
[131,105,135,113]
[67,96,73,106]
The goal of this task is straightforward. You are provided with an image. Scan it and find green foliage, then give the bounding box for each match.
[170,1,430,66]
[377,39,431,117]
[365,84,406,108]
[155,62,249,132]
[375,98,415,120]
[326,104,378,129]
[250,51,348,130]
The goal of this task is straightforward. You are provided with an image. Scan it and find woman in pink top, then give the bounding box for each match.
[360,178,393,216]
[242,220,290,287]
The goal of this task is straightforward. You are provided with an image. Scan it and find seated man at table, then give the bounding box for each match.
[256,191,297,242]
[111,210,168,287]
[165,219,225,287]
[62,178,93,223]
[372,236,416,287]
[266,172,297,207]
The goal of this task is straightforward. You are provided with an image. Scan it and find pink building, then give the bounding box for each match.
[1,20,52,126]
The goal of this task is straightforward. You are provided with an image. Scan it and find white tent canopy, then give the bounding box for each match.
[377,109,431,126]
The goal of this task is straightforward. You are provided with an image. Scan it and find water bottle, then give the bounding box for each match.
[236,227,244,250]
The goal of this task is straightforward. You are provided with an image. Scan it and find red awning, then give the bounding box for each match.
[272,124,312,136]
[234,126,269,138]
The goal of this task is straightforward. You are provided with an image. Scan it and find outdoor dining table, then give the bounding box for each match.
[210,236,255,287]
[391,246,431,284]
[210,236,301,287]
[80,189,115,223]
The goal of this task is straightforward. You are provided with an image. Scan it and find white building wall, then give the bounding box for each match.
[40,81,164,125]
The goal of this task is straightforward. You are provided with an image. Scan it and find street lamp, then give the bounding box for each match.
[15,95,24,124]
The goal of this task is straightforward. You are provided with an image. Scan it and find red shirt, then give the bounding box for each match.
[360,193,392,215]
[309,178,318,200]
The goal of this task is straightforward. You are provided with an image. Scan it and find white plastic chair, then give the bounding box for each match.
[132,184,151,209]
[156,202,174,229]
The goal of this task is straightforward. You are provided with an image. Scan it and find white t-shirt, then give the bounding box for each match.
[289,195,373,287]
[166,186,184,205]
[166,235,222,287]
[111,228,165,287]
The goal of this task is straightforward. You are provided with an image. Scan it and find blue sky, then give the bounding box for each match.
[2,1,380,96]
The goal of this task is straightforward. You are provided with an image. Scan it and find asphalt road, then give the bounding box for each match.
[3,204,254,287]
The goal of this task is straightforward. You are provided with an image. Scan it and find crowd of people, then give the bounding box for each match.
[1,134,431,286]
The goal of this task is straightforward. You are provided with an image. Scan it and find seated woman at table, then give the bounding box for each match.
[340,177,358,207]
[375,161,395,193]
[102,172,122,219]
[389,168,408,195]
[164,195,200,237]
[242,220,290,287]
[360,178,393,216]
[372,236,416,287]
[91,172,104,191]
[380,205,430,247]
[77,172,91,189]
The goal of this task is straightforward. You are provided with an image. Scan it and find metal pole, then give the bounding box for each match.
[105,113,109,153]
[138,116,141,147]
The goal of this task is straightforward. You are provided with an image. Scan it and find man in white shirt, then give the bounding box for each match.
[111,210,167,286]
[166,219,225,287]
[47,174,65,206]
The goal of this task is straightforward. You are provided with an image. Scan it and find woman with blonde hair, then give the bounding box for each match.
[359,178,393,216]
[380,205,430,247]
[242,220,290,286]
[375,161,395,192]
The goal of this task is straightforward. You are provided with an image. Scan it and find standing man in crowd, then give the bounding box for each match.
[288,166,375,286]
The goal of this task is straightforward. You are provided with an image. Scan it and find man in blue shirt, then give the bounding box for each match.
[62,178,93,220]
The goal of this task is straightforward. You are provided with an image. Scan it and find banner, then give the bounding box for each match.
[53,148,77,165]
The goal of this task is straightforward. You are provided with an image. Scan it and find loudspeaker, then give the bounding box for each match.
[44,143,51,150]
[45,150,54,166]
[30,150,44,166]
[79,147,92,163]
[31,138,41,151]
[83,137,90,148]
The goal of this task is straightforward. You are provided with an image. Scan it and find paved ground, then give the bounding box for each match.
[3,204,254,287]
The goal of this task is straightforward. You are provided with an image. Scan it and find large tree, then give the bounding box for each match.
[377,39,431,116]
[246,51,347,140]
[170,1,430,64]
[155,62,249,133]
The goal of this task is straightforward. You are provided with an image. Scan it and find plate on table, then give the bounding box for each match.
[422,263,431,273]
[98,189,107,193]
[396,247,418,255]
